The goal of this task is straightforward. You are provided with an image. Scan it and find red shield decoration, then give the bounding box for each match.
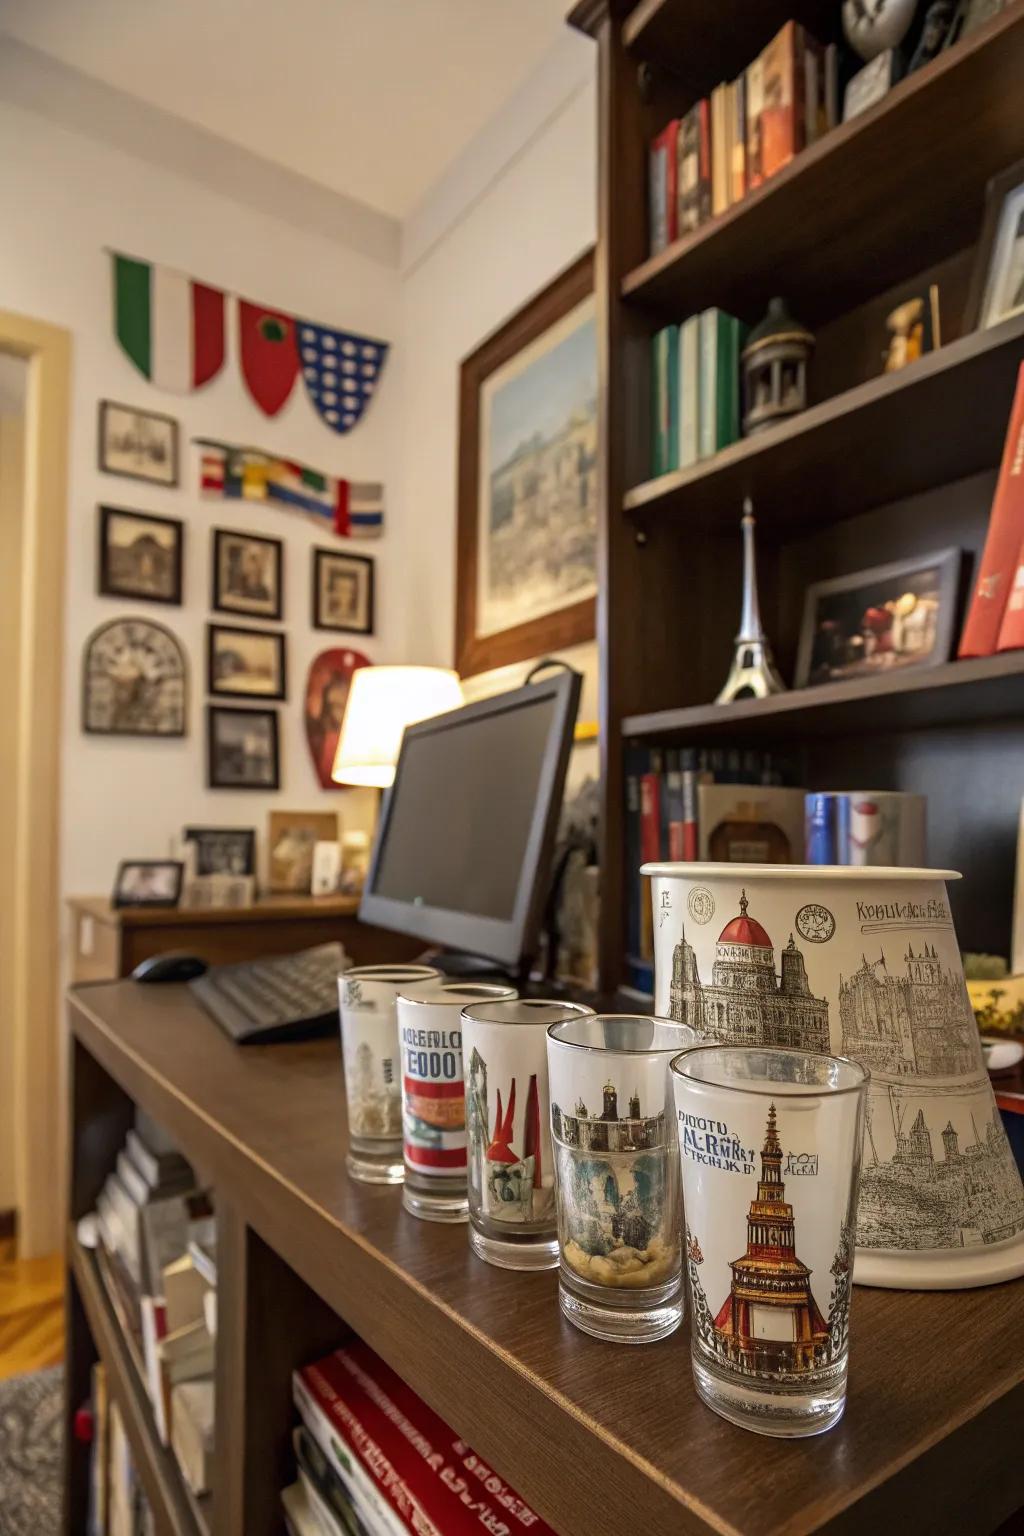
[239,300,300,415]
[304,647,371,789]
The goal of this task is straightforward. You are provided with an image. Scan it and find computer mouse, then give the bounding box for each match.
[132,951,208,984]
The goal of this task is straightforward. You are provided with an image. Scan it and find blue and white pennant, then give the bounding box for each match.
[299,321,389,436]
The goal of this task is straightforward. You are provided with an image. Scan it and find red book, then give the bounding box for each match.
[960,362,1024,657]
[649,119,680,251]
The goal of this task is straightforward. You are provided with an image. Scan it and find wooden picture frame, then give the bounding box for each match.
[112,859,184,909]
[211,527,284,621]
[207,622,287,701]
[267,809,340,894]
[98,504,183,605]
[98,400,179,486]
[794,548,963,689]
[964,157,1024,331]
[206,704,280,791]
[455,248,597,678]
[312,548,374,635]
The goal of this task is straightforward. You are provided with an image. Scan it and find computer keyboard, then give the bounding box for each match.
[189,942,349,1044]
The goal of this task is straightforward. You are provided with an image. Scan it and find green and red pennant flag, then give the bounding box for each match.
[113,254,225,392]
[238,300,300,416]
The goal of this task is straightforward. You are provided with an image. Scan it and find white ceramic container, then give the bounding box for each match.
[642,862,1024,1289]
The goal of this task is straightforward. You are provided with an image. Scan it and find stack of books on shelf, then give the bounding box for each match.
[648,20,839,256]
[86,1365,158,1536]
[624,747,804,994]
[91,1113,217,1507]
[651,308,746,476]
[285,1339,556,1536]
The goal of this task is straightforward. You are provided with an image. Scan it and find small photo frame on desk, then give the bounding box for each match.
[182,826,256,877]
[112,859,184,909]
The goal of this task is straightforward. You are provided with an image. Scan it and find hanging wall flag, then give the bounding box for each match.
[238,300,300,416]
[195,438,383,538]
[297,320,389,436]
[112,253,225,392]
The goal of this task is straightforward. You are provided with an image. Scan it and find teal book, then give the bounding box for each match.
[651,324,680,476]
[699,309,744,457]
[678,314,701,468]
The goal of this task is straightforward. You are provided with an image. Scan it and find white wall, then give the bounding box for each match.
[0,98,404,899]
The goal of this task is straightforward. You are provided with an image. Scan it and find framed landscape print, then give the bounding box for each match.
[98,400,179,486]
[456,249,596,676]
[212,528,283,620]
[98,505,183,605]
[207,622,287,701]
[312,548,374,634]
[207,705,280,790]
[82,617,187,736]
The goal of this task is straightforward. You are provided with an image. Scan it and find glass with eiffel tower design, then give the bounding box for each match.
[461,999,594,1270]
[671,1045,868,1436]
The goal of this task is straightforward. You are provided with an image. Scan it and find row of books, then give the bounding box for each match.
[648,21,839,256]
[285,1339,556,1536]
[959,361,1024,657]
[652,309,746,476]
[87,1368,157,1536]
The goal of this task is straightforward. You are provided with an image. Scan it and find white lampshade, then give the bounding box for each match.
[331,665,462,788]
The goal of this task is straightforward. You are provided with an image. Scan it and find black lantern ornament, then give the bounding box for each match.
[742,297,814,436]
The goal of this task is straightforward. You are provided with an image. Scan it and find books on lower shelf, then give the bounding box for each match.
[959,360,1024,657]
[647,21,838,256]
[290,1340,557,1536]
[650,308,745,477]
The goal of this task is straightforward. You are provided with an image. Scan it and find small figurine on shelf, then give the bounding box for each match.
[716,499,787,703]
[883,286,940,371]
[741,297,814,436]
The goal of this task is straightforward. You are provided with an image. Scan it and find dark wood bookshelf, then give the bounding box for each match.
[621,0,839,85]
[623,311,1024,530]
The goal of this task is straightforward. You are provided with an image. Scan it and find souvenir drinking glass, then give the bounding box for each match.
[545,1014,696,1343]
[671,1044,868,1437]
[397,980,517,1223]
[461,998,595,1271]
[339,965,441,1184]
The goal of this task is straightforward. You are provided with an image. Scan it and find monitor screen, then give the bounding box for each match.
[360,671,580,968]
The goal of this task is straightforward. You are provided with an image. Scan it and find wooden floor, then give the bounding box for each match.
[0,1238,64,1381]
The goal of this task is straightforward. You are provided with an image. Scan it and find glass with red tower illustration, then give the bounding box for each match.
[460,999,594,1271]
[671,1045,869,1437]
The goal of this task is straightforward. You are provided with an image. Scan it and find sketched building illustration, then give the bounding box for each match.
[551,1080,664,1153]
[839,944,981,1077]
[670,891,830,1052]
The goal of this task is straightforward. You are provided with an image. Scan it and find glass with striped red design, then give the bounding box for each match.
[396,981,517,1223]
[460,1000,595,1271]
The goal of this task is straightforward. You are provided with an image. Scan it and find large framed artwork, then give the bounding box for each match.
[455,249,596,677]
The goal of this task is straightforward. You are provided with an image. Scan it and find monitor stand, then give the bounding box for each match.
[418,947,525,990]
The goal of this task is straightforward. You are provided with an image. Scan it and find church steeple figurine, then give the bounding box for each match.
[716,499,786,703]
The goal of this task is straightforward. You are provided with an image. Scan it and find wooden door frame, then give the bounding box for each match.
[1,309,71,1257]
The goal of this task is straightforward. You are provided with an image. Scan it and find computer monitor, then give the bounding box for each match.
[359,669,581,971]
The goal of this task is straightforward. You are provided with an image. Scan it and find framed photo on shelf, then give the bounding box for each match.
[207,705,280,790]
[794,548,963,689]
[456,248,597,677]
[98,400,179,486]
[212,528,283,621]
[207,622,287,701]
[966,158,1024,331]
[98,504,183,605]
[182,826,256,877]
[112,859,184,909]
[312,548,374,634]
[267,809,339,894]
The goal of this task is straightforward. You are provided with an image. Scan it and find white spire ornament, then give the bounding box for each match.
[716,499,787,704]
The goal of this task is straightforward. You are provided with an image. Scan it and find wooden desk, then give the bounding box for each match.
[64,980,1024,1536]
[66,894,421,982]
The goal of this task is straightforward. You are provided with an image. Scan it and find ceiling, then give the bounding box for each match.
[0,0,573,219]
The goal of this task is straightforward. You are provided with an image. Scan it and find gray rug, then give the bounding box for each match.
[0,1366,63,1536]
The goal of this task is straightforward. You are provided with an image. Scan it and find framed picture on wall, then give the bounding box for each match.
[455,248,597,677]
[98,400,179,486]
[98,505,183,605]
[207,622,287,701]
[206,705,280,790]
[212,528,284,621]
[312,548,374,634]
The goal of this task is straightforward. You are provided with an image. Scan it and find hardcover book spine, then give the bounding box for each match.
[624,747,644,962]
[712,84,728,216]
[959,363,1024,656]
[664,120,679,245]
[697,98,712,225]
[648,140,667,254]
[745,54,765,189]
[666,750,685,861]
[732,73,747,202]
[639,751,663,962]
[677,106,700,233]
[680,315,701,467]
[996,543,1024,651]
[699,309,719,459]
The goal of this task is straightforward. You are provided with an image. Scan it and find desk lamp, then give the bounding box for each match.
[330,665,462,789]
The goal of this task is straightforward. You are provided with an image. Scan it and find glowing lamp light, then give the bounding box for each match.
[330,665,462,789]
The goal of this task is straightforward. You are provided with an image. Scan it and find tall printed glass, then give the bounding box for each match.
[397,980,517,1223]
[671,1045,868,1437]
[461,999,594,1271]
[339,965,440,1184]
[546,1014,697,1343]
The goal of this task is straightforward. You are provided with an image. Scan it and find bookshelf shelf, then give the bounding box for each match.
[620,0,838,92]
[70,1233,210,1536]
[620,7,1024,326]
[621,651,1024,742]
[623,310,1024,530]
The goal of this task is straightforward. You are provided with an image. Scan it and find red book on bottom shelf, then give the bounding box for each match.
[959,361,1024,657]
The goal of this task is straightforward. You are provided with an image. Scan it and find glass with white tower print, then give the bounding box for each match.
[671,1044,868,1437]
[339,965,441,1184]
[546,1014,697,1344]
[397,980,517,1223]
[461,999,594,1271]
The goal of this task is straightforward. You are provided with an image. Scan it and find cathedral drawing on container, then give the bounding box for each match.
[838,945,981,1078]
[466,1048,551,1224]
[669,891,830,1052]
[348,1041,402,1138]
